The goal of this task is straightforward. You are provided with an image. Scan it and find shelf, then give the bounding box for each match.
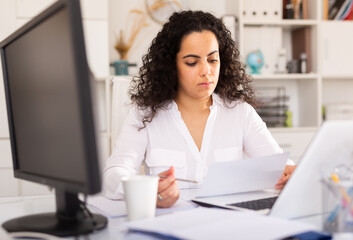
[322,75,353,80]
[322,20,353,24]
[242,19,318,29]
[95,78,107,82]
[251,73,318,80]
[269,126,317,133]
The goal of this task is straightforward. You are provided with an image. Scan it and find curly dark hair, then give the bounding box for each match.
[130,10,257,128]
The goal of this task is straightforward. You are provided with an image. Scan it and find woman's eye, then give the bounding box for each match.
[186,62,197,66]
[209,59,218,63]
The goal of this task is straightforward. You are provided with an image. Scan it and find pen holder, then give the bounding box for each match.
[322,178,353,235]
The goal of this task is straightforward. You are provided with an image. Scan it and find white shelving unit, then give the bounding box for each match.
[252,73,318,80]
[231,0,353,162]
[234,0,321,127]
[320,20,353,116]
[242,19,318,27]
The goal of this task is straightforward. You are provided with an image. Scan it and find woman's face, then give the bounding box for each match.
[176,30,220,101]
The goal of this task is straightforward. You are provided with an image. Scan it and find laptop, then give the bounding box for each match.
[192,121,353,219]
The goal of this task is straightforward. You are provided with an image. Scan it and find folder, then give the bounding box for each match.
[329,0,348,19]
[323,0,329,20]
[243,0,281,20]
[291,27,311,72]
[301,0,308,19]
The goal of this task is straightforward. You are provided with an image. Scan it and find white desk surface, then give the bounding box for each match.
[0,194,325,240]
[0,195,154,240]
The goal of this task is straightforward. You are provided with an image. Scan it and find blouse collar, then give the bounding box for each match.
[169,93,223,112]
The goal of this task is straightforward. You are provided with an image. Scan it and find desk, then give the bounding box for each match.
[0,195,147,240]
[0,194,326,240]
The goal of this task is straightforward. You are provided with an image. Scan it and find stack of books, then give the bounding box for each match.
[282,0,309,20]
[256,87,290,127]
[324,0,353,20]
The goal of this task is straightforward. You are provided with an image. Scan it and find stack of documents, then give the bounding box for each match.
[86,195,197,218]
[127,207,316,240]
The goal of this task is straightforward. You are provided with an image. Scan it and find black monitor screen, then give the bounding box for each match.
[0,0,107,236]
[5,4,86,185]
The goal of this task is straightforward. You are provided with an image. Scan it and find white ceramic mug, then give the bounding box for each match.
[122,175,159,221]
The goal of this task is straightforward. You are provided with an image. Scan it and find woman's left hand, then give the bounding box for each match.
[275,165,296,190]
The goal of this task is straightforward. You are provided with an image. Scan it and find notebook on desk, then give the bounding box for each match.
[193,121,353,219]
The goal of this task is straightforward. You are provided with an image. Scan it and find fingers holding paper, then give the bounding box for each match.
[275,165,296,190]
[157,166,180,208]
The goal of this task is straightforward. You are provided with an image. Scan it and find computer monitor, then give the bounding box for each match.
[0,0,107,237]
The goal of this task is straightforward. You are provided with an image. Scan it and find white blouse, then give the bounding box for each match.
[103,94,289,199]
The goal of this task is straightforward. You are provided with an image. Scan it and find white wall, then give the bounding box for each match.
[108,0,230,76]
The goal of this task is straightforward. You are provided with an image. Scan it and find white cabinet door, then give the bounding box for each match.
[20,180,53,196]
[17,0,108,19]
[322,22,353,76]
[0,61,9,138]
[0,140,12,168]
[15,0,109,79]
[0,0,15,138]
[83,20,109,79]
[16,0,56,18]
[80,0,108,19]
[0,169,19,196]
[0,0,16,42]
[271,129,316,164]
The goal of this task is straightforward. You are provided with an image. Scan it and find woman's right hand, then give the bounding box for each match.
[156,166,180,208]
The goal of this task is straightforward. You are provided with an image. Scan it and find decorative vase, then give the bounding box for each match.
[110,60,129,75]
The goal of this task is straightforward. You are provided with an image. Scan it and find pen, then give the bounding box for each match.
[159,175,199,184]
[331,173,353,218]
[331,173,351,204]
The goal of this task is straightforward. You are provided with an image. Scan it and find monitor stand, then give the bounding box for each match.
[2,189,108,237]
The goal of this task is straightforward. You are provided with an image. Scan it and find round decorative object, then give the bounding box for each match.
[145,0,189,24]
[246,49,264,74]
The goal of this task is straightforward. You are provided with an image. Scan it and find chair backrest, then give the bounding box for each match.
[110,76,132,151]
[108,76,145,175]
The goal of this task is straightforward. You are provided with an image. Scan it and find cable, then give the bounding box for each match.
[8,197,97,239]
[79,194,97,227]
[9,231,64,240]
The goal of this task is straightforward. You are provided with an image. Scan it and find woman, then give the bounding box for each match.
[104,11,295,208]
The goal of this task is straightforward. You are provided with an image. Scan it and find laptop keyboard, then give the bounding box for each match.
[226,196,278,210]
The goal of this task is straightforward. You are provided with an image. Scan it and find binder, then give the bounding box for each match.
[334,0,352,19]
[243,0,257,19]
[341,0,353,20]
[329,0,347,19]
[301,0,308,19]
[344,2,353,19]
[291,27,311,72]
[222,15,237,42]
[243,0,281,20]
[323,0,329,20]
[293,0,302,19]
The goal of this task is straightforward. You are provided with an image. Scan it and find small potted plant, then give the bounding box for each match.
[111,9,148,75]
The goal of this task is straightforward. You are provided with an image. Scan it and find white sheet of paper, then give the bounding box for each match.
[86,195,197,218]
[87,196,127,218]
[196,152,289,197]
[127,207,316,240]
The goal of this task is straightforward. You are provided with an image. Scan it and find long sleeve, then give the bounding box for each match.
[242,103,282,157]
[103,108,148,199]
[242,103,295,165]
